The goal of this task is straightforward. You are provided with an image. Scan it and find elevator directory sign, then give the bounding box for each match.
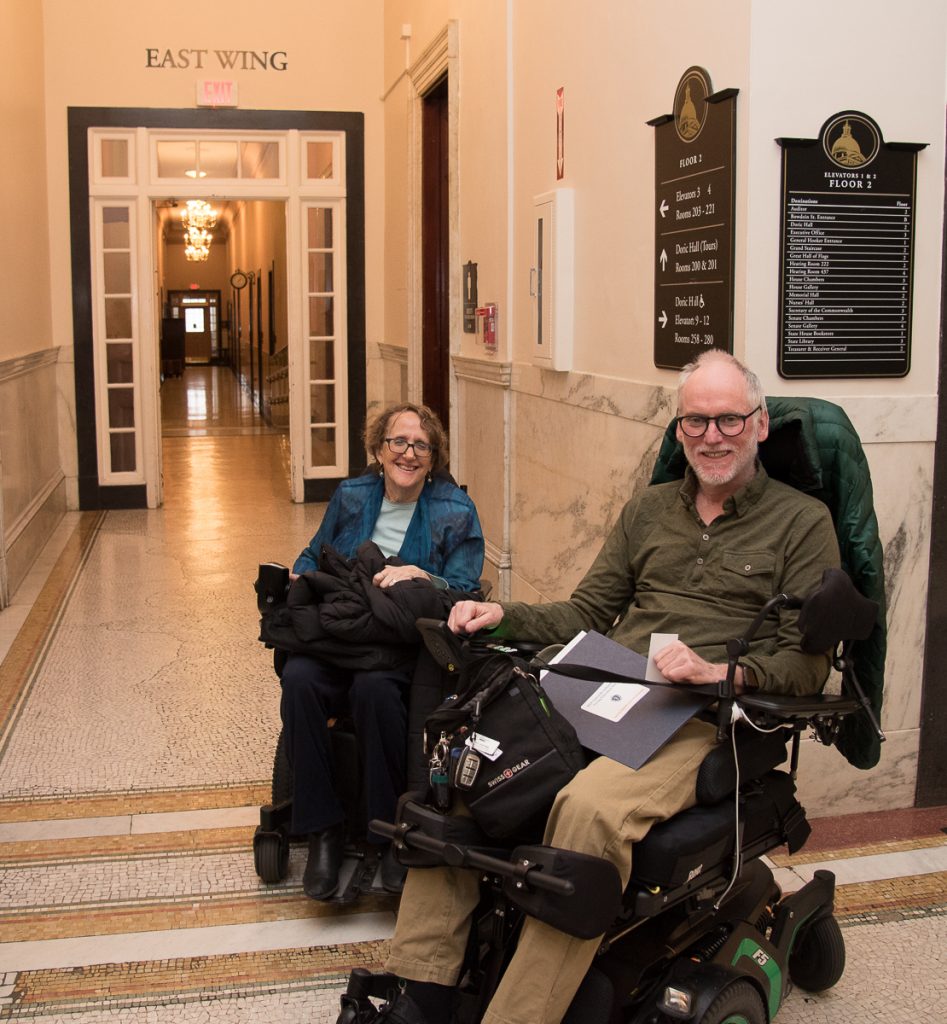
[649,67,737,370]
[777,111,925,379]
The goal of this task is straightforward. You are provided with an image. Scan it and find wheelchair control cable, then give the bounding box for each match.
[714,707,791,910]
[714,723,744,911]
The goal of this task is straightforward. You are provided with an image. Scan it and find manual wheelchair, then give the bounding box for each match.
[339,565,884,1024]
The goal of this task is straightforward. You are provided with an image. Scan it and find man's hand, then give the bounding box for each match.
[373,564,432,589]
[447,600,504,635]
[653,640,726,687]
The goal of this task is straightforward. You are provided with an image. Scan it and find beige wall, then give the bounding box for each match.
[0,0,61,607]
[41,0,386,432]
[380,0,946,815]
[228,199,288,407]
[0,0,53,361]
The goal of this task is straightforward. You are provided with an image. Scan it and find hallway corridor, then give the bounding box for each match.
[0,368,394,1021]
[0,367,943,1021]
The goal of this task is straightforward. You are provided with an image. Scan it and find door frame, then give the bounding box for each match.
[406,25,460,452]
[68,106,366,509]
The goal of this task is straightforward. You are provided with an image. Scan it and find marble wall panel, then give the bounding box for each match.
[862,441,933,735]
[796,727,918,817]
[510,389,665,599]
[0,350,65,604]
[373,344,408,408]
[496,370,934,814]
[456,379,506,551]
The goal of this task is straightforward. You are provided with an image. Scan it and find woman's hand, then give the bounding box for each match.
[447,600,504,635]
[373,564,432,589]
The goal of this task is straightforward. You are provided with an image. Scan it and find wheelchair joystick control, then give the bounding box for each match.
[255,563,290,613]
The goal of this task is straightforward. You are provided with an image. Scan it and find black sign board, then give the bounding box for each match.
[777,111,925,379]
[649,67,737,370]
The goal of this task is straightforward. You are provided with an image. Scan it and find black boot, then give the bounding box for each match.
[335,976,452,1024]
[303,821,345,899]
[336,990,428,1024]
[380,844,407,893]
[376,991,431,1023]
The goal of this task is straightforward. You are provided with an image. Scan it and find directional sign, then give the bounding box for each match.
[777,111,925,379]
[649,67,737,370]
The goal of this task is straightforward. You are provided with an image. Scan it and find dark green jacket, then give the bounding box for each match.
[652,396,886,770]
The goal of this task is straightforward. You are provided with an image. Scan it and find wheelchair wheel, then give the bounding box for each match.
[254,826,290,883]
[272,727,293,804]
[698,980,766,1024]
[788,914,845,992]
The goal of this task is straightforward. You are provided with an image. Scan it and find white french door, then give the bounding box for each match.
[86,127,350,504]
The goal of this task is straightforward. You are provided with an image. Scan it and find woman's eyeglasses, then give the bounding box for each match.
[385,436,434,457]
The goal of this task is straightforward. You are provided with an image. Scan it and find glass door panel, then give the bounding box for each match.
[303,200,346,476]
[94,203,140,479]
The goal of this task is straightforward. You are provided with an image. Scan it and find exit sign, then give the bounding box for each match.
[197,79,238,107]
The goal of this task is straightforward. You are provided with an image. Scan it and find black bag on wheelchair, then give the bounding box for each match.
[423,650,586,838]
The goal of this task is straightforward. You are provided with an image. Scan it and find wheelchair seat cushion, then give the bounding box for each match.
[630,770,809,892]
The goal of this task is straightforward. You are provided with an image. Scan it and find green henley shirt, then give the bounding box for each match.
[501,466,840,696]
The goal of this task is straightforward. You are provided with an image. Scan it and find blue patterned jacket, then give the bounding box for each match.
[293,472,484,593]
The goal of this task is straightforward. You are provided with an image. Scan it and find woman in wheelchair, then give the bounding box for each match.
[371,353,850,1024]
[280,402,484,900]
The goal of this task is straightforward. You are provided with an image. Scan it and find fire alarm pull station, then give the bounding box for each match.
[475,303,498,353]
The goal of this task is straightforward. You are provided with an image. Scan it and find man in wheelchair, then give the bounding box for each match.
[361,351,852,1024]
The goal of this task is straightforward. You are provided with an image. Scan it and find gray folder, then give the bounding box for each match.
[540,631,715,770]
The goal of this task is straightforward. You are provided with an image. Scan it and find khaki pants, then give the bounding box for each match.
[386,717,717,1024]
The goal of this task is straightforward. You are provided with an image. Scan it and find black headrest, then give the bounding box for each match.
[798,568,878,654]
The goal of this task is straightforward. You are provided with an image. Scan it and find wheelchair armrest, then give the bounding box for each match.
[737,691,862,720]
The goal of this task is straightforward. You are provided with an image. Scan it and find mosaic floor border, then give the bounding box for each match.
[0,941,387,1020]
[0,513,104,742]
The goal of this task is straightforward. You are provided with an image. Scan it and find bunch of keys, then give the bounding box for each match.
[429,732,451,810]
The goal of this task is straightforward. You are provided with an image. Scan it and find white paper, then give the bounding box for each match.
[646,632,679,683]
[580,681,649,722]
[537,631,587,680]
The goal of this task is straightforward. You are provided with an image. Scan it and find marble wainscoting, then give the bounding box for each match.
[507,367,676,603]
[795,434,934,817]
[453,357,514,599]
[463,363,935,817]
[374,343,409,407]
[0,348,66,608]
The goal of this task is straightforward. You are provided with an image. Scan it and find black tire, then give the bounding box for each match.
[562,967,615,1024]
[254,829,290,883]
[789,914,846,992]
[698,980,766,1024]
[272,727,293,804]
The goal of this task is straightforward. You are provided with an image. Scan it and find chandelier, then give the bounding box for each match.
[181,199,217,262]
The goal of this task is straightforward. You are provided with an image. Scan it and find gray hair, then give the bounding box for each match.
[677,350,767,414]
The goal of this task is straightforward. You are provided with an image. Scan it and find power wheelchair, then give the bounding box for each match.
[338,565,884,1024]
[251,562,389,901]
[251,559,492,902]
[335,396,887,1023]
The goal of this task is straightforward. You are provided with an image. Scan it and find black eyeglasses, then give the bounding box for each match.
[676,405,762,438]
[385,436,434,458]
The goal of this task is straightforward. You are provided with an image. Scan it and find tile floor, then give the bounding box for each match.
[0,366,943,1023]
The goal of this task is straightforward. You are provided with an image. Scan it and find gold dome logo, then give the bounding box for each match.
[674,67,711,143]
[823,113,880,169]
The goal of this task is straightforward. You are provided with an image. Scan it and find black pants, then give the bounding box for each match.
[279,653,411,839]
